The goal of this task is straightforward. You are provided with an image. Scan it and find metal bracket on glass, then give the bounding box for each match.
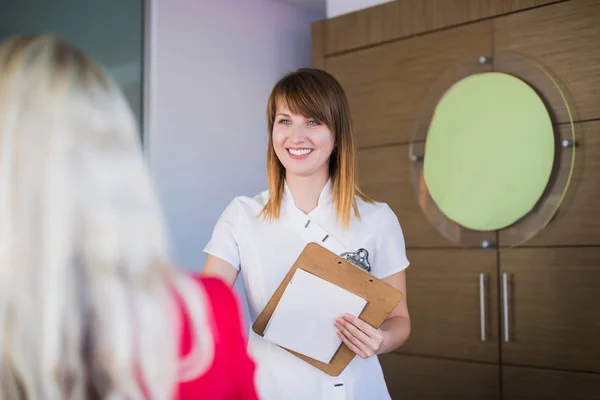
[410,154,423,163]
[479,56,492,64]
[481,240,496,249]
[340,248,372,273]
[562,139,576,148]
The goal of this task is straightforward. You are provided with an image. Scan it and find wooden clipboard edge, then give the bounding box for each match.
[251,242,404,376]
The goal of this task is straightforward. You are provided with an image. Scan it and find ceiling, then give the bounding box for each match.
[270,0,326,14]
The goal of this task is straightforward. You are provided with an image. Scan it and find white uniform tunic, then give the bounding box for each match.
[204,181,410,400]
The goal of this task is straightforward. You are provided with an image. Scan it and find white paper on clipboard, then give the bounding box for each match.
[263,268,367,363]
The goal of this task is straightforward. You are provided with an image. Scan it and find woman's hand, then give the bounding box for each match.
[334,313,384,359]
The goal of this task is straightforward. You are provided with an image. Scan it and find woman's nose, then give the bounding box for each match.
[289,124,307,144]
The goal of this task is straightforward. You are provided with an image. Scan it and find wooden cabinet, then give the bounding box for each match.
[315,0,600,398]
[503,366,600,400]
[380,353,500,400]
[398,249,499,363]
[500,247,600,373]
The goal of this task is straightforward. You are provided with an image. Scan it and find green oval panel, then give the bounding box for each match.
[423,72,555,231]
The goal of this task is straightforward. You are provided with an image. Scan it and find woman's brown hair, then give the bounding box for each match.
[260,68,372,228]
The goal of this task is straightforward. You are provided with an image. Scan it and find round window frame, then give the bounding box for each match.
[408,52,576,248]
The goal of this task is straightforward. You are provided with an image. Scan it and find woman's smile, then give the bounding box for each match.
[287,147,313,159]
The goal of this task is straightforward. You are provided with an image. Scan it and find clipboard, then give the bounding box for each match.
[252,242,403,376]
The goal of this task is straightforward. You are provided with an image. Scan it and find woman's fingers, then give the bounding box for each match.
[337,328,369,358]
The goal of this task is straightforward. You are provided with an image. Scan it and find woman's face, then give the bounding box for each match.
[272,103,335,180]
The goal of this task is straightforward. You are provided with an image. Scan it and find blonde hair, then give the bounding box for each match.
[0,35,212,399]
[260,68,372,228]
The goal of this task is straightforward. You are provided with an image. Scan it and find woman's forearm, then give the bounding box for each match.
[378,316,411,354]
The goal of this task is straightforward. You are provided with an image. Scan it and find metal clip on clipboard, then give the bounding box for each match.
[340,248,371,273]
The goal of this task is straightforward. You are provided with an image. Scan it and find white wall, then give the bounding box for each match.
[326,0,392,18]
[147,0,324,326]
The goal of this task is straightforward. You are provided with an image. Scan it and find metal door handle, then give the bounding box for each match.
[479,273,486,342]
[503,272,510,343]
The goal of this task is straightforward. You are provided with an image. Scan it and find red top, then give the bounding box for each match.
[175,276,259,400]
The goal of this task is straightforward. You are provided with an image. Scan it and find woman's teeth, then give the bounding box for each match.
[288,148,312,156]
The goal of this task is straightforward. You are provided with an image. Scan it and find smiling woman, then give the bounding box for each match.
[261,68,366,226]
[202,68,411,400]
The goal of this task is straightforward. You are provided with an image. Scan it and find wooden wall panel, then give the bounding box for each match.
[501,121,600,246]
[324,0,561,55]
[357,144,453,248]
[316,0,600,397]
[311,20,326,69]
[501,247,600,373]
[380,353,500,400]
[494,0,600,123]
[399,249,499,362]
[503,366,600,399]
[327,22,492,148]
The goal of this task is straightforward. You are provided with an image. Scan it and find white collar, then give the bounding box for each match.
[283,178,333,215]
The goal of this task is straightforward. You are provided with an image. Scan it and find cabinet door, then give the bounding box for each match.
[503,365,600,400]
[398,249,499,363]
[500,247,600,373]
[380,353,500,400]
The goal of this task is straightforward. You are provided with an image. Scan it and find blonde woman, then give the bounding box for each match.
[0,35,258,400]
[203,68,411,400]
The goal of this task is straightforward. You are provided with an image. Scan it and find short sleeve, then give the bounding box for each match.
[203,199,241,271]
[372,204,410,279]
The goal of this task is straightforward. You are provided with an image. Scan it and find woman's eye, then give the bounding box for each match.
[308,120,320,126]
[278,119,291,125]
